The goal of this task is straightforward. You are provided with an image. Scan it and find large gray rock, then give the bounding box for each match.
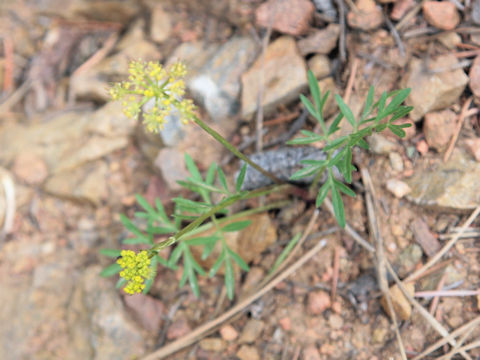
[406,150,480,211]
[188,36,259,122]
[68,266,148,359]
[402,54,468,121]
[241,36,307,119]
[0,257,146,360]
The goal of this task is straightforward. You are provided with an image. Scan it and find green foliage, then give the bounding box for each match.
[288,70,413,227]
[101,155,281,300]
[269,233,301,275]
[104,61,413,301]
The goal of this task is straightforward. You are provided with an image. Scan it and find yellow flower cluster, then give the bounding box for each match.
[109,60,196,132]
[117,250,151,294]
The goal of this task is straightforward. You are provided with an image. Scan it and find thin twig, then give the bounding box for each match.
[331,246,340,302]
[412,316,480,360]
[2,36,14,92]
[141,214,327,359]
[404,259,452,283]
[257,209,320,289]
[443,97,473,162]
[362,168,407,360]
[264,107,308,148]
[384,10,405,57]
[335,0,347,63]
[428,271,446,316]
[344,57,359,105]
[68,31,119,104]
[405,206,480,283]
[416,289,480,298]
[455,50,480,58]
[0,79,32,113]
[71,32,118,76]
[437,340,480,360]
[395,0,425,31]
[323,197,375,252]
[264,110,300,126]
[386,261,473,360]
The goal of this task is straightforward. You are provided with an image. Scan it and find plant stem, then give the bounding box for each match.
[191,115,282,184]
[149,185,288,254]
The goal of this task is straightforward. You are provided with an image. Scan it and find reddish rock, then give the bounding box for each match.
[297,24,340,56]
[402,54,468,121]
[466,138,480,161]
[13,152,48,185]
[412,219,441,257]
[422,1,460,30]
[469,56,480,99]
[220,325,238,341]
[307,290,331,315]
[347,0,384,30]
[166,318,191,340]
[416,139,429,155]
[124,294,166,333]
[391,0,415,20]
[278,317,292,331]
[242,36,307,119]
[423,109,457,152]
[255,0,315,36]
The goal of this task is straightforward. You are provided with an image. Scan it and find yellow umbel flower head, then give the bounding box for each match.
[117,250,151,294]
[109,60,196,133]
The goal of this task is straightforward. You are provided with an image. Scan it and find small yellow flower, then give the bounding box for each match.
[109,60,196,133]
[144,89,154,97]
[117,250,152,295]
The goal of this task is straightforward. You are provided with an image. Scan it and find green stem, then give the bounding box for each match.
[191,115,282,184]
[183,199,290,239]
[149,185,288,254]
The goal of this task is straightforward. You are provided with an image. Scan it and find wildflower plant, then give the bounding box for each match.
[101,154,286,298]
[101,60,412,298]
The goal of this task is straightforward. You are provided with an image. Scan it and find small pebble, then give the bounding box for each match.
[416,140,429,155]
[278,317,291,331]
[389,152,404,172]
[328,313,344,329]
[199,337,226,352]
[307,290,331,315]
[239,319,264,344]
[236,345,260,360]
[422,1,460,30]
[386,179,412,198]
[220,325,238,341]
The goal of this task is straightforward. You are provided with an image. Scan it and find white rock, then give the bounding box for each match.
[386,179,412,198]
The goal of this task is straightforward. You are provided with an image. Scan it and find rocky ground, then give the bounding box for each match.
[0,0,479,359]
